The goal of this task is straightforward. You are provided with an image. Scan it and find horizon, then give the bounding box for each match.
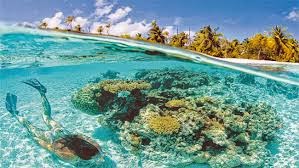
[0,0,299,40]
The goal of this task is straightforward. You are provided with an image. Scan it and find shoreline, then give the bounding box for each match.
[217,58,299,66]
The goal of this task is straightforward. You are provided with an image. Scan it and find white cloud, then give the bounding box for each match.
[90,19,151,36]
[183,30,195,40]
[174,17,182,25]
[42,12,65,29]
[72,9,83,16]
[164,26,175,36]
[95,0,108,7]
[90,22,108,34]
[42,0,193,38]
[108,7,132,23]
[95,4,113,17]
[72,17,88,28]
[109,19,151,36]
[286,9,299,21]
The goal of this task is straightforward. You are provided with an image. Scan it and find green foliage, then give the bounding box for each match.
[169,32,189,47]
[147,21,166,44]
[73,24,81,32]
[135,33,146,41]
[97,26,104,35]
[40,14,299,62]
[188,26,223,57]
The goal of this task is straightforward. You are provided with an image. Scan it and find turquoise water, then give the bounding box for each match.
[0,25,298,168]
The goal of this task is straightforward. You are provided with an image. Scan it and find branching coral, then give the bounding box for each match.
[148,115,180,135]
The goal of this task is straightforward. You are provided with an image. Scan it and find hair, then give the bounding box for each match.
[54,135,100,160]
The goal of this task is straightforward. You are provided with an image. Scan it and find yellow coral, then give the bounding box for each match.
[165,99,186,108]
[100,80,151,93]
[148,116,180,134]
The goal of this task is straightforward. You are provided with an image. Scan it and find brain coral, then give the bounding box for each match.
[148,115,180,135]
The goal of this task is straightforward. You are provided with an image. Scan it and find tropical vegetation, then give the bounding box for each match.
[38,18,299,63]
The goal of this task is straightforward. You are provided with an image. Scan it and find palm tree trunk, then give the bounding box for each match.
[258,49,261,60]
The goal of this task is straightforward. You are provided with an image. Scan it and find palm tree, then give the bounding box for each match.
[105,23,111,35]
[163,31,170,43]
[97,26,104,35]
[65,16,75,31]
[270,26,291,60]
[147,21,166,44]
[189,25,223,57]
[245,33,269,60]
[135,33,145,41]
[74,24,82,32]
[284,38,299,62]
[169,32,188,47]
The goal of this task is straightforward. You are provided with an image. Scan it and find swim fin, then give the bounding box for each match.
[22,79,47,94]
[5,93,19,116]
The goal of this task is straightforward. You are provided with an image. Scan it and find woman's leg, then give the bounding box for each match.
[40,93,65,132]
[5,93,52,146]
[22,79,63,130]
[16,115,50,143]
[22,79,69,138]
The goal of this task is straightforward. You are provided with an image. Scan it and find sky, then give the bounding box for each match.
[0,0,298,40]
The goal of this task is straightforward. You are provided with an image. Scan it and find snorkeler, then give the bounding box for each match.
[5,79,105,166]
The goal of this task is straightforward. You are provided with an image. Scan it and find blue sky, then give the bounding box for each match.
[0,0,298,40]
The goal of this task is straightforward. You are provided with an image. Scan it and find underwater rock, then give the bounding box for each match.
[144,50,167,56]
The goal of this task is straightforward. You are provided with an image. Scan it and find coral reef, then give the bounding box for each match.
[72,68,281,167]
[120,97,280,168]
[71,83,102,115]
[165,99,187,109]
[148,115,180,135]
[99,80,151,94]
[135,68,219,90]
[71,79,151,116]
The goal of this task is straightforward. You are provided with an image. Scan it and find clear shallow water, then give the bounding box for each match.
[0,25,299,168]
